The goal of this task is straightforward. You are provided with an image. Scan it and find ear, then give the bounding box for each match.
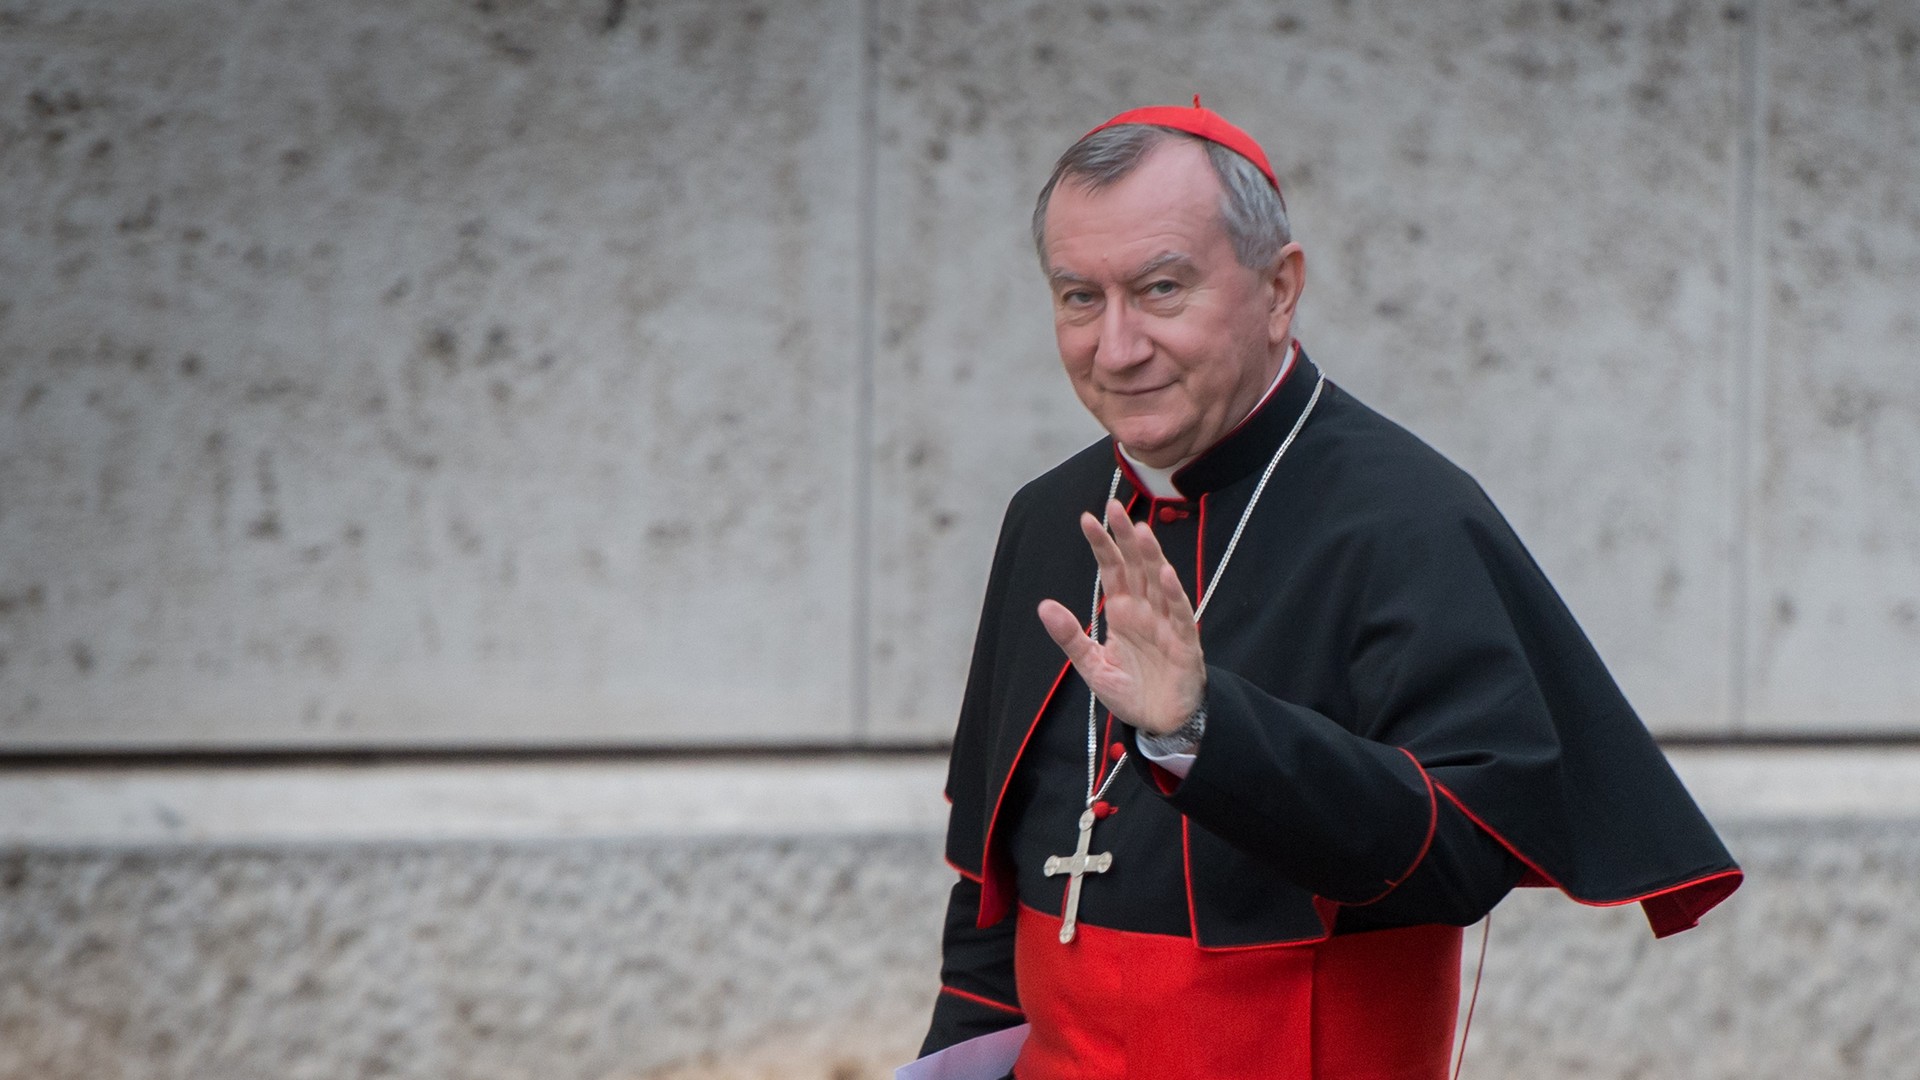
[1266,241,1306,346]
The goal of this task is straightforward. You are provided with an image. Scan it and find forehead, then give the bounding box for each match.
[1043,139,1230,275]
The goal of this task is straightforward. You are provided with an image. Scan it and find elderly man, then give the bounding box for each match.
[914,102,1740,1080]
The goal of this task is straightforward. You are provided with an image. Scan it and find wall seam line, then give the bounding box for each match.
[1729,0,1768,736]
[851,0,880,743]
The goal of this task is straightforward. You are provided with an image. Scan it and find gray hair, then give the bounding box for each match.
[1031,124,1292,272]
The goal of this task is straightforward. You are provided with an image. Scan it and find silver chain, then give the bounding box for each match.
[1081,372,1327,807]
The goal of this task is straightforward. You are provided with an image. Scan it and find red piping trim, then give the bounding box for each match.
[1389,750,1441,886]
[1195,492,1209,612]
[1615,867,1746,906]
[978,500,1142,917]
[980,658,1073,887]
[1178,813,1341,953]
[1182,815,1200,941]
[938,984,1024,1016]
[1320,749,1438,909]
[944,855,984,883]
[1432,781,1745,910]
[1432,781,1565,893]
[1634,869,1745,937]
[1112,446,1150,498]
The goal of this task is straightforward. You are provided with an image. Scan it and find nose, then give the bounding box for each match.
[1093,294,1152,372]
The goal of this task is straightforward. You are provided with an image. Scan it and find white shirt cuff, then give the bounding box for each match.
[1134,735,1197,778]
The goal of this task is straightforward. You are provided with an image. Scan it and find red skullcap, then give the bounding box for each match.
[1085,95,1283,207]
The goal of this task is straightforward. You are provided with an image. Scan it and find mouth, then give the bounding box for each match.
[1108,383,1174,398]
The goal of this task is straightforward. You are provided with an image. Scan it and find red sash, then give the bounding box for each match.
[1013,906,1461,1080]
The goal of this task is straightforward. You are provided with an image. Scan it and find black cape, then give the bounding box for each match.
[923,353,1740,1054]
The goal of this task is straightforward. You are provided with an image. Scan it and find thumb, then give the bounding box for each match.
[1037,599,1097,665]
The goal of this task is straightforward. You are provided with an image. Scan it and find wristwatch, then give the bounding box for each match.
[1139,702,1207,757]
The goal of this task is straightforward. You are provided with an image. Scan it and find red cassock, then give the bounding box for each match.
[1015,909,1461,1080]
[919,352,1740,1078]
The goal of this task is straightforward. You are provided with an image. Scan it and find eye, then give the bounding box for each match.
[1144,279,1180,298]
[1061,288,1097,307]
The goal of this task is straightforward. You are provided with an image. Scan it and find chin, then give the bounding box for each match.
[1110,426,1187,465]
[1095,398,1200,460]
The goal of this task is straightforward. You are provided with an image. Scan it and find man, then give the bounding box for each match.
[915,102,1740,1080]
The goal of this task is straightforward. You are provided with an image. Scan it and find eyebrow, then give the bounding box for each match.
[1046,251,1199,290]
[1128,252,1197,282]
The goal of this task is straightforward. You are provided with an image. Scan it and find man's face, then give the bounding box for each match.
[1042,138,1299,469]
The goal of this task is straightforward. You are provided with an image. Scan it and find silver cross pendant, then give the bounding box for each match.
[1043,807,1114,943]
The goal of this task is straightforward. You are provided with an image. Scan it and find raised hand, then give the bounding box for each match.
[1036,499,1206,736]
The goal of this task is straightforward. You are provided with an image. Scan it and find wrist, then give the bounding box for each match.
[1140,701,1207,755]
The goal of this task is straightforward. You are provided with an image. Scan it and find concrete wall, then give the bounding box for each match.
[2,4,1916,1078]
[3,0,1914,750]
[1,0,869,748]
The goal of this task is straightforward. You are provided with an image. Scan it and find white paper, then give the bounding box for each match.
[894,1024,1030,1080]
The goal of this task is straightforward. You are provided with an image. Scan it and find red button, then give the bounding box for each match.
[1092,800,1116,819]
[1108,741,1126,760]
[1157,505,1187,522]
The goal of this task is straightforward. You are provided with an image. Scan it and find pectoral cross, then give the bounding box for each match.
[1043,807,1113,944]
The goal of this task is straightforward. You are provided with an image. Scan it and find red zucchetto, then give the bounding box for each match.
[1085,95,1282,204]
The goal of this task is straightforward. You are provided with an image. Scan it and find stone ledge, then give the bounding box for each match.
[1659,745,1920,820]
[0,747,1914,847]
[0,757,950,846]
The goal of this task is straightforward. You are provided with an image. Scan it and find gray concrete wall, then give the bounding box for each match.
[3,0,1914,750]
[3,4,1916,1078]
[1,0,870,748]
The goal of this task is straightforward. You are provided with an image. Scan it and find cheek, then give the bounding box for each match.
[1054,323,1098,373]
[1157,316,1258,386]
[1144,325,1213,379]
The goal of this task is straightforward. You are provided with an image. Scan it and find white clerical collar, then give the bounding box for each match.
[1116,341,1298,501]
[1116,447,1185,500]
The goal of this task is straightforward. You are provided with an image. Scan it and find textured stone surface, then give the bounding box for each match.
[867,0,1747,740]
[0,0,864,747]
[1745,0,1920,733]
[0,836,948,1080]
[0,817,1915,1080]
[1466,821,1920,1079]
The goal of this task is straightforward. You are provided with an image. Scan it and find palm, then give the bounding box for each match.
[1037,499,1206,736]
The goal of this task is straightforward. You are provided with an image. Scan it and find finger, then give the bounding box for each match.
[1079,511,1128,594]
[1114,507,1174,610]
[1121,521,1165,618]
[1099,500,1147,599]
[1160,561,1197,625]
[1105,500,1154,598]
[1037,599,1099,665]
[1133,514,1177,609]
